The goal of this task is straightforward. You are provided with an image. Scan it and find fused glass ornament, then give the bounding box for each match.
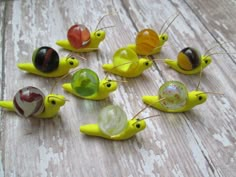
[32,46,59,73]
[13,86,45,117]
[98,105,128,136]
[158,81,188,110]
[67,24,91,49]
[71,69,99,97]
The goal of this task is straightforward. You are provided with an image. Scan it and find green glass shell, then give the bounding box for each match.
[71,69,99,97]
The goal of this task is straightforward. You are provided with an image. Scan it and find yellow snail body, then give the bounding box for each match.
[127,28,168,55]
[164,47,212,75]
[17,46,79,77]
[127,14,179,55]
[56,14,115,52]
[102,47,153,77]
[80,105,147,140]
[62,69,118,100]
[142,81,208,112]
[0,86,66,118]
[56,30,105,52]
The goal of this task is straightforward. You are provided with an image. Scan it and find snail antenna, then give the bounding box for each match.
[111,61,137,70]
[103,74,127,84]
[200,91,224,95]
[160,13,180,34]
[109,79,128,83]
[131,98,165,120]
[203,41,232,56]
[95,13,116,31]
[50,68,81,94]
[196,65,203,91]
[205,52,236,59]
[139,114,160,120]
[66,52,87,61]
[95,25,116,32]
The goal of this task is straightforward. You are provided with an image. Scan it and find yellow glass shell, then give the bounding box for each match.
[102,47,153,77]
[56,30,106,52]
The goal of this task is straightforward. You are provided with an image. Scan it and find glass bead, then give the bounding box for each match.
[71,69,99,97]
[67,24,90,49]
[98,105,128,136]
[158,81,188,110]
[13,86,45,117]
[177,47,201,71]
[32,46,59,73]
[136,29,160,55]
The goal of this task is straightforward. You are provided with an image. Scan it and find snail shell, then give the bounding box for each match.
[177,47,201,71]
[71,69,99,97]
[158,81,188,110]
[98,105,128,136]
[32,46,59,73]
[136,29,160,55]
[13,86,45,117]
[112,47,139,72]
[67,24,91,49]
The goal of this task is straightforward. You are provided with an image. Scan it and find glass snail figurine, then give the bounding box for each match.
[17,46,79,77]
[164,47,212,75]
[0,86,66,118]
[127,14,179,56]
[62,69,118,100]
[80,105,147,140]
[56,14,113,52]
[102,47,153,77]
[142,81,208,113]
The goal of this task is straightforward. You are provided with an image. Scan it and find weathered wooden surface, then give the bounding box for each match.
[0,0,235,176]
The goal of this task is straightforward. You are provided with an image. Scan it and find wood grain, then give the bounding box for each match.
[0,0,235,177]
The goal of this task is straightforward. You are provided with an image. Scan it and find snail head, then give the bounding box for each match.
[64,54,80,69]
[159,12,180,43]
[201,55,212,67]
[130,118,146,133]
[189,91,208,106]
[92,30,106,42]
[139,58,153,70]
[44,94,67,108]
[100,79,118,92]
[93,13,116,42]
[159,33,168,45]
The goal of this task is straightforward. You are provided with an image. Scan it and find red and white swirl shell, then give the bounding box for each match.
[13,86,45,117]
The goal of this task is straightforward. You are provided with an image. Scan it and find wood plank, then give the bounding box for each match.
[0,1,6,176]
[0,0,235,176]
[121,0,236,176]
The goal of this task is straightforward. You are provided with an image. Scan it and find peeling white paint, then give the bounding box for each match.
[213,129,232,147]
[12,1,22,62]
[172,164,184,177]
[38,144,63,177]
[222,24,228,30]
[0,151,4,177]
[135,141,168,177]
